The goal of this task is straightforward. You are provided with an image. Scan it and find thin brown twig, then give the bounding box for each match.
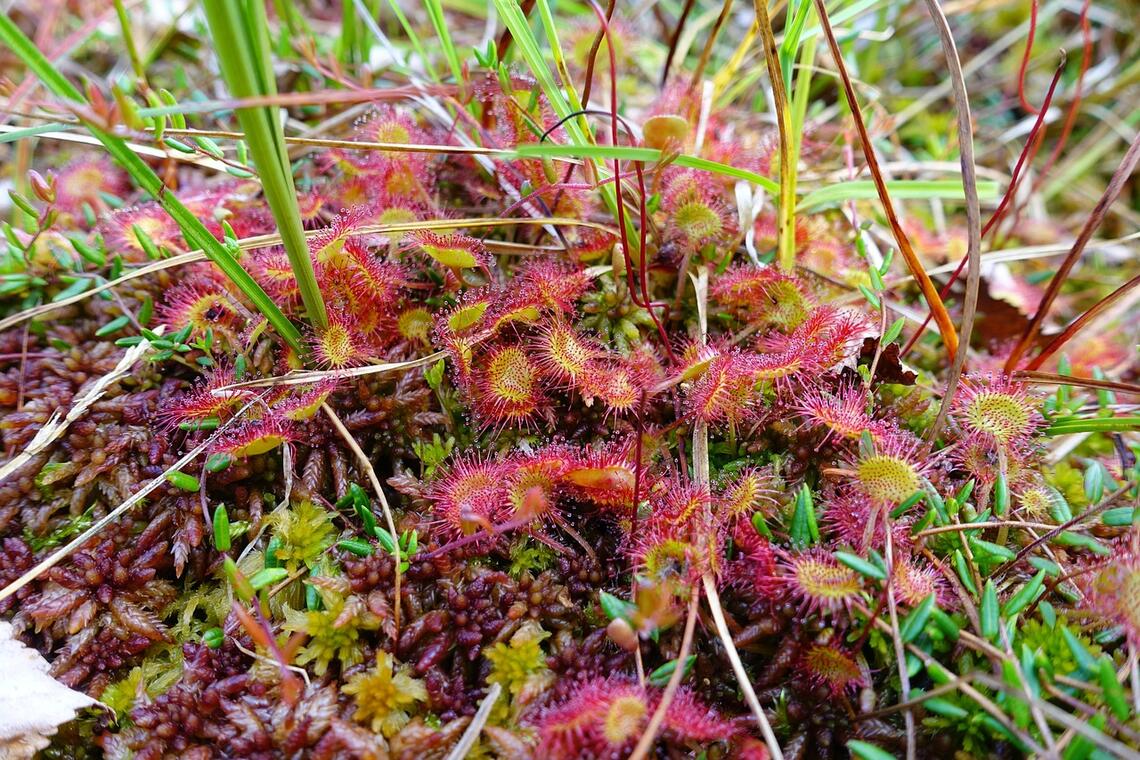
[883,509,916,760]
[923,0,981,442]
[1027,274,1140,371]
[322,403,403,636]
[898,56,1065,357]
[627,590,699,760]
[690,0,735,90]
[1013,370,1140,396]
[853,600,1049,755]
[661,0,697,87]
[854,677,974,720]
[689,266,783,759]
[1005,130,1140,371]
[0,392,265,604]
[973,673,1139,759]
[913,520,1060,538]
[0,216,614,335]
[994,481,1136,578]
[752,0,796,273]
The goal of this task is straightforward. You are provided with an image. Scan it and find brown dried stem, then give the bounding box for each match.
[811,0,960,359]
[923,0,981,442]
[322,403,403,636]
[1005,130,1140,371]
[752,0,796,272]
[1027,274,1140,371]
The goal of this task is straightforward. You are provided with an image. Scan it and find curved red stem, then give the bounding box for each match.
[900,59,1065,357]
[1016,0,1040,114]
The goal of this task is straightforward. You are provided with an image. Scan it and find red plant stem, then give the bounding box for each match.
[632,388,648,522]
[1004,129,1140,372]
[1026,273,1140,371]
[495,0,537,60]
[1031,0,1093,195]
[586,0,676,363]
[900,59,1065,357]
[418,513,539,560]
[1016,0,1040,114]
[580,0,617,110]
[231,601,303,705]
[661,0,697,87]
[983,59,1065,240]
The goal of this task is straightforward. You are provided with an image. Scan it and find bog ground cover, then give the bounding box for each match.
[0,0,1138,757]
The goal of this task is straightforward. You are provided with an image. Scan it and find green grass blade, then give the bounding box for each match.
[512,143,781,194]
[423,0,463,86]
[1044,416,1140,436]
[798,179,1000,210]
[201,0,328,332]
[0,12,304,354]
[780,0,814,92]
[375,0,437,80]
[493,0,639,258]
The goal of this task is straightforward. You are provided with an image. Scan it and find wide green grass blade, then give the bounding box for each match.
[201,0,328,332]
[423,0,463,86]
[0,12,304,354]
[1044,416,1140,436]
[799,179,1000,210]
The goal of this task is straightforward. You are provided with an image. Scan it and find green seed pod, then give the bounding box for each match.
[213,504,231,552]
[203,627,224,649]
[337,538,374,557]
[166,470,201,492]
[541,156,559,185]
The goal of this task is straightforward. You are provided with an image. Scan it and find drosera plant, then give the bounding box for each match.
[0,0,1139,758]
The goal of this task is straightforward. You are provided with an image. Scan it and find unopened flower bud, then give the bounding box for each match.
[642,114,689,151]
[28,170,54,204]
[606,617,639,652]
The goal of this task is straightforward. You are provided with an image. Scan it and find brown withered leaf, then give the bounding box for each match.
[858,338,918,385]
[973,278,1033,347]
[387,470,428,500]
[482,725,535,760]
[366,591,398,641]
[312,718,389,760]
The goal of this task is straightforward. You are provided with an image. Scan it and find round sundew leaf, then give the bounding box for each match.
[228,433,288,458]
[421,239,480,268]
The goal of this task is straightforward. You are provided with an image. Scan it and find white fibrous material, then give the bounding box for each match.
[0,621,100,759]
